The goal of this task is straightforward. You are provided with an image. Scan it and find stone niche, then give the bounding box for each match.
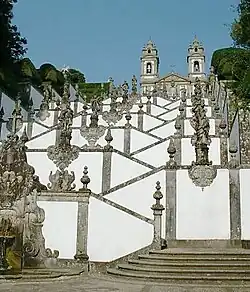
[0,131,58,275]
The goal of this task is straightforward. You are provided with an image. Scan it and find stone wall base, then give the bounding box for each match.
[57,259,89,272]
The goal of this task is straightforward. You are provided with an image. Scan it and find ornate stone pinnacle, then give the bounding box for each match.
[179,102,185,116]
[80,166,91,190]
[174,115,182,131]
[151,181,164,210]
[188,79,217,189]
[166,137,177,169]
[47,169,76,191]
[104,128,113,151]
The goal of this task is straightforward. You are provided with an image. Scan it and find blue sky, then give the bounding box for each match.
[14,0,239,84]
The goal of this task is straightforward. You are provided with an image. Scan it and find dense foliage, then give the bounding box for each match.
[0,0,27,98]
[78,82,110,102]
[211,0,250,108]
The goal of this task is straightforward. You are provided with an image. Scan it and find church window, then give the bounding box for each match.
[146,62,152,74]
[194,61,200,72]
[148,49,151,54]
[194,47,198,52]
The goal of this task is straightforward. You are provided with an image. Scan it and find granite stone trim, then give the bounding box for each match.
[130,125,163,141]
[165,170,177,241]
[100,165,166,197]
[130,136,171,156]
[146,118,176,133]
[102,151,112,192]
[156,105,179,118]
[113,148,156,170]
[34,120,50,129]
[229,168,241,240]
[123,127,131,154]
[38,191,90,202]
[91,192,154,224]
[75,199,90,261]
[143,111,167,122]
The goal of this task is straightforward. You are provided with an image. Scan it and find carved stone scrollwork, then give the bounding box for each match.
[80,111,106,148]
[47,169,76,191]
[188,164,217,190]
[188,78,217,189]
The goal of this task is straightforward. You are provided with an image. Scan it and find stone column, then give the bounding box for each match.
[165,138,178,241]
[219,118,228,167]
[27,102,35,139]
[124,112,131,154]
[75,166,91,262]
[174,114,183,166]
[137,102,144,131]
[146,94,151,114]
[54,100,60,145]
[228,144,241,240]
[151,181,164,250]
[102,129,113,193]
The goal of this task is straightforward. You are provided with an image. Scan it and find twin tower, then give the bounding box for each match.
[140,37,206,93]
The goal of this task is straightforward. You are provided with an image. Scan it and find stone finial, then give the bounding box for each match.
[166,137,177,169]
[153,181,163,201]
[138,99,143,112]
[121,81,129,100]
[80,166,91,190]
[229,142,240,168]
[125,112,132,127]
[104,128,113,151]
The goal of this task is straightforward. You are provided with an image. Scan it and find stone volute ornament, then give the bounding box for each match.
[188,78,217,189]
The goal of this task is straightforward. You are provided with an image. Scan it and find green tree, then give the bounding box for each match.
[0,0,27,98]
[0,0,27,76]
[68,68,86,87]
[231,0,250,48]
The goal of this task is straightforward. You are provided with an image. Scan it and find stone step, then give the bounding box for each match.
[138,254,250,263]
[107,268,250,283]
[117,263,250,277]
[150,248,250,257]
[128,259,250,270]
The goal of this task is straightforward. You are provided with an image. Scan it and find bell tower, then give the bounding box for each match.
[140,40,159,94]
[187,37,206,79]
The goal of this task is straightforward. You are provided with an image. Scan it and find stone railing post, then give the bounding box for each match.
[27,100,35,139]
[137,101,144,131]
[228,143,241,240]
[124,112,132,154]
[174,116,182,165]
[151,181,164,250]
[54,99,61,145]
[165,138,178,242]
[102,128,113,192]
[81,103,88,128]
[74,166,91,262]
[146,93,151,114]
[219,118,228,167]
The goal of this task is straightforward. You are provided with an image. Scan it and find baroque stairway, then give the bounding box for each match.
[107,248,250,284]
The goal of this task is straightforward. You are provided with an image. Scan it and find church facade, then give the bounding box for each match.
[140,37,207,97]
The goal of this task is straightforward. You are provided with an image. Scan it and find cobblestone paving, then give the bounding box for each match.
[0,274,250,291]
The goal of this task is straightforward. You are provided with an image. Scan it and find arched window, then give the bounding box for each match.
[194,61,200,72]
[146,62,152,74]
[194,47,198,52]
[147,49,151,54]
